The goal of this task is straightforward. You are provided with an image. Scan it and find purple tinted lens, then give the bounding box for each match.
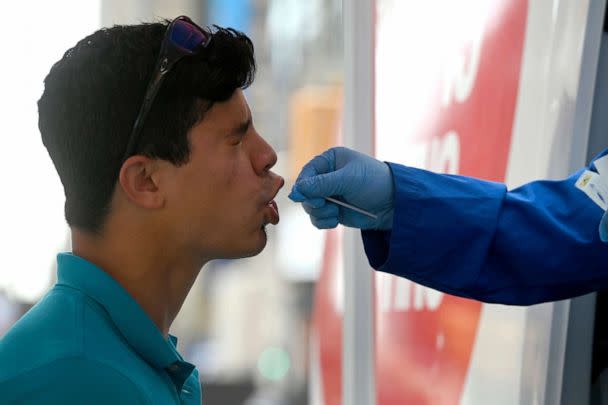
[170,20,208,52]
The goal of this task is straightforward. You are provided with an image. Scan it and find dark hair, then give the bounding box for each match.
[38,20,256,234]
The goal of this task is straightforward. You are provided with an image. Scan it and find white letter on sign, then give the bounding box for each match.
[379,276,444,312]
[427,131,461,175]
[414,284,443,311]
[442,29,484,107]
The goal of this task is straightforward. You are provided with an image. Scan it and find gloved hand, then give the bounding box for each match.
[288,147,394,230]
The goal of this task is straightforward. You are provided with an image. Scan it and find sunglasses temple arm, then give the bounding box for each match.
[122,71,166,162]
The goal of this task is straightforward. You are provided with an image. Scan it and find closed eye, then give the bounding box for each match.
[229,133,244,145]
[227,115,251,145]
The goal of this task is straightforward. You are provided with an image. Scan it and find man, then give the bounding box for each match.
[290,146,608,305]
[0,16,283,404]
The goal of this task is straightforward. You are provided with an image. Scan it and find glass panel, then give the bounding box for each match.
[0,1,342,404]
[190,3,343,403]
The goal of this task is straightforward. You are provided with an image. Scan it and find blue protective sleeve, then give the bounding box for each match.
[361,149,608,305]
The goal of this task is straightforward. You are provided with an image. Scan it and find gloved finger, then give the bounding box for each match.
[303,202,339,219]
[296,169,345,199]
[295,152,335,184]
[302,198,326,210]
[340,210,377,230]
[288,185,306,202]
[311,215,339,229]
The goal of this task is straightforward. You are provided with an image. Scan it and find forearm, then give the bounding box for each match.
[362,160,608,305]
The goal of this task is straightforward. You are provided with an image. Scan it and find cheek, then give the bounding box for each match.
[193,157,253,215]
[204,145,242,186]
[171,149,259,222]
[206,155,241,199]
[216,148,257,193]
[222,156,240,190]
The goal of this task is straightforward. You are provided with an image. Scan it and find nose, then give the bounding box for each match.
[252,131,278,175]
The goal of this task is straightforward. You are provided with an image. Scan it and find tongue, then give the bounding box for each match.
[268,200,279,224]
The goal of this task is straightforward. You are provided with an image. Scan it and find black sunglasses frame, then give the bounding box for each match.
[121,16,211,163]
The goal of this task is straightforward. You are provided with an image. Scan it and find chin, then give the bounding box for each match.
[247,227,268,256]
[222,227,268,259]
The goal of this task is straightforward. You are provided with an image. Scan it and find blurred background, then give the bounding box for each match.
[0,1,343,404]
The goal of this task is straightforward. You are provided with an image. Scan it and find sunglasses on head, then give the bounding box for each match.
[121,16,212,163]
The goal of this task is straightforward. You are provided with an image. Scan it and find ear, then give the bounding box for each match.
[118,156,165,209]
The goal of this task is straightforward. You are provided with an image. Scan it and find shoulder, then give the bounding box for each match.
[0,287,84,379]
[0,356,149,404]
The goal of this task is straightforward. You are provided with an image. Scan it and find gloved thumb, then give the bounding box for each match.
[295,170,345,199]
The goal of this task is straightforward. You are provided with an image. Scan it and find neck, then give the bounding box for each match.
[71,226,206,337]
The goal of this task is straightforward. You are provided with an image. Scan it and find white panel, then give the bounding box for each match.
[460,305,527,404]
[343,0,376,404]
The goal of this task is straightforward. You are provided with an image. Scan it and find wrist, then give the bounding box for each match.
[377,207,394,230]
[383,161,395,205]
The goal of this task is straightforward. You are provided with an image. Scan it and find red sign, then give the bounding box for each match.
[312,1,529,403]
[312,229,343,405]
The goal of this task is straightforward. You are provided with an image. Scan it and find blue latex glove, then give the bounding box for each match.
[288,147,394,230]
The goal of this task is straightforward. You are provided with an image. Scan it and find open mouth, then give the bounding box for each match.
[263,177,284,227]
[265,200,279,225]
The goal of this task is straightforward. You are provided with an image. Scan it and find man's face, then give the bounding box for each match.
[161,89,284,260]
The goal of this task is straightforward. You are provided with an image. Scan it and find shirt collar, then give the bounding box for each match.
[55,253,189,373]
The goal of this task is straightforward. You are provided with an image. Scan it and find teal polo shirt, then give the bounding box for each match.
[0,253,202,404]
